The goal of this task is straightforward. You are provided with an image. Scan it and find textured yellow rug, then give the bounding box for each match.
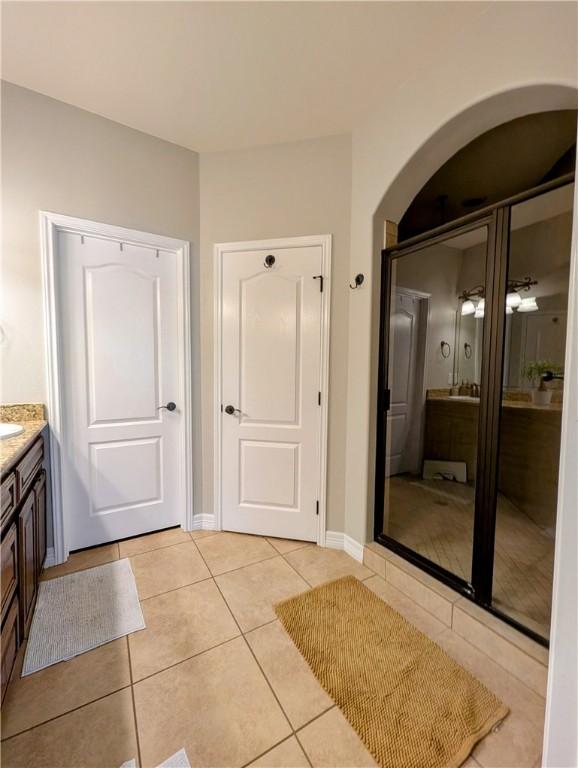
[275,576,508,768]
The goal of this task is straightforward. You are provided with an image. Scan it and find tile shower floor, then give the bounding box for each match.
[1,529,545,767]
[385,476,554,637]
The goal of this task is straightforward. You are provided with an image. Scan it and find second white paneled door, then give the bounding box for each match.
[218,237,330,542]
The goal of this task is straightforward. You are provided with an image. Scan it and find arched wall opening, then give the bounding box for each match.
[366,83,578,542]
[364,83,578,767]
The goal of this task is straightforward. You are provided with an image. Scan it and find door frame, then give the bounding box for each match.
[213,234,332,545]
[40,211,194,565]
[374,172,575,646]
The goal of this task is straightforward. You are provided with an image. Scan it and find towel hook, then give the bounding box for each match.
[350,273,365,289]
[264,254,275,269]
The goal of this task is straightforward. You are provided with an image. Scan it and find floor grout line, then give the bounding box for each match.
[126,636,143,768]
[0,684,133,743]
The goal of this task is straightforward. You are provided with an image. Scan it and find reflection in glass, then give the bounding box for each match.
[493,184,573,638]
[382,227,488,583]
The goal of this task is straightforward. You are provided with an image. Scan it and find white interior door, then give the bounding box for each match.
[58,230,183,550]
[387,290,419,476]
[220,244,324,541]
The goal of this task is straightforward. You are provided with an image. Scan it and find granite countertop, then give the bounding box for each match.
[427,394,562,412]
[0,404,47,476]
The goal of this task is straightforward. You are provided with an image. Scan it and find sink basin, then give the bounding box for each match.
[449,395,480,402]
[0,423,24,440]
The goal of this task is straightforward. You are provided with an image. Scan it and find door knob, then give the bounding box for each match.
[157,402,177,412]
[224,405,241,415]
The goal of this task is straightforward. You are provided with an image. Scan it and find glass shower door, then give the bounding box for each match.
[379,224,490,585]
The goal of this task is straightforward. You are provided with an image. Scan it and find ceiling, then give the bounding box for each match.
[1,1,494,152]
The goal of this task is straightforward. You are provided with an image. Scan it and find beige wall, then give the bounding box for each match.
[1,82,202,503]
[199,135,352,531]
[344,2,578,546]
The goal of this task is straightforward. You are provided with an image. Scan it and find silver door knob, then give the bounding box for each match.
[157,402,177,411]
[224,405,241,415]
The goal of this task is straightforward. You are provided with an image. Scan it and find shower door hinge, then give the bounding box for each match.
[316,500,319,516]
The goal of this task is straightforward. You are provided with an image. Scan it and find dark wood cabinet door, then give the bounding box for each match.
[1,523,18,620]
[18,492,37,638]
[34,471,47,578]
[1,596,19,704]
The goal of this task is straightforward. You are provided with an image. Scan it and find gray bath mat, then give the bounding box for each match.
[23,558,145,676]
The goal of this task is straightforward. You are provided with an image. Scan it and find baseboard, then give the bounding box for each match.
[343,534,364,563]
[191,514,218,531]
[43,547,56,568]
[324,531,364,563]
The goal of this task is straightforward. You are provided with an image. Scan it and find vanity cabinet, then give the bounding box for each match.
[0,435,46,702]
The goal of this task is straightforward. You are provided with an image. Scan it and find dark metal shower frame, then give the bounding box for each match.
[374,172,574,647]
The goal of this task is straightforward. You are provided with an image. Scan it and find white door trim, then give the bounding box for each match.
[213,234,332,546]
[40,211,194,564]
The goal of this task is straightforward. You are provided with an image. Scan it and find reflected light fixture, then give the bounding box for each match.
[506,292,522,308]
[461,299,476,316]
[474,299,485,319]
[517,296,539,312]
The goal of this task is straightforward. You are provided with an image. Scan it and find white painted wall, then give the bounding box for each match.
[0,82,203,508]
[200,135,352,531]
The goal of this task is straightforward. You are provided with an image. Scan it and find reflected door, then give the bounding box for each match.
[221,245,323,541]
[387,290,421,476]
[59,231,181,550]
[379,225,490,585]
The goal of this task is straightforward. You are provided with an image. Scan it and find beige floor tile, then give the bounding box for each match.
[246,620,333,728]
[40,543,119,580]
[452,602,548,696]
[1,638,131,740]
[266,537,314,555]
[0,688,138,768]
[129,580,239,681]
[216,556,309,632]
[362,547,386,579]
[118,527,191,558]
[130,541,210,599]
[133,636,291,767]
[189,529,221,540]
[298,708,377,767]
[386,561,455,626]
[249,737,310,767]
[364,575,447,639]
[284,547,372,587]
[195,532,276,575]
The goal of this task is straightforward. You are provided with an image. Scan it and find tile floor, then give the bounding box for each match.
[384,475,554,637]
[1,529,545,767]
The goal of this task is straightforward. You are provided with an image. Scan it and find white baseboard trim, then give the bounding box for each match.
[324,531,364,563]
[43,547,56,569]
[191,514,218,531]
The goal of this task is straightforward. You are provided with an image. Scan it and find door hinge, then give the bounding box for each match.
[313,275,324,292]
[316,500,319,516]
[318,391,321,406]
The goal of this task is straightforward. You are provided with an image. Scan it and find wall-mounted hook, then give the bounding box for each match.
[440,341,451,359]
[350,273,364,289]
[464,342,472,359]
[264,254,275,269]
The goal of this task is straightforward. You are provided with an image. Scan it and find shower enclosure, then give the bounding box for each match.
[374,174,574,644]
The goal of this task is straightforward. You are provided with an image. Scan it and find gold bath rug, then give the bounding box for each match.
[275,576,508,768]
